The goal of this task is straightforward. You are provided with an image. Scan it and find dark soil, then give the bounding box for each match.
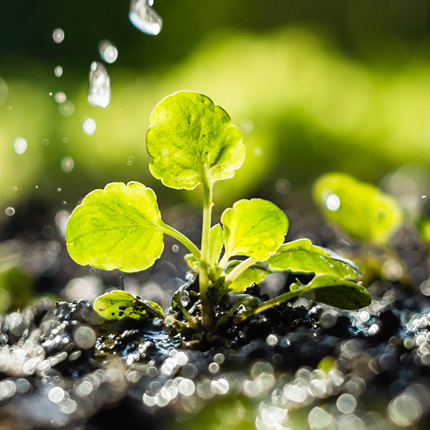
[1,208,430,429]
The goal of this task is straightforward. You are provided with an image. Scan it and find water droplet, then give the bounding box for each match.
[82,118,97,135]
[275,178,291,195]
[0,76,8,108]
[12,187,17,192]
[98,40,118,64]
[57,188,62,193]
[35,185,39,189]
[97,145,104,151]
[54,65,63,77]
[54,92,67,104]
[172,244,179,253]
[63,137,68,143]
[58,100,75,117]
[239,119,254,134]
[13,137,27,154]
[61,156,74,173]
[48,92,53,96]
[42,139,49,145]
[52,28,65,44]
[129,0,163,35]
[5,207,15,216]
[88,62,111,108]
[325,194,341,212]
[7,105,12,111]
[252,146,263,157]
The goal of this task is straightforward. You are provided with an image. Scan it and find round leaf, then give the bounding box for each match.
[66,182,165,272]
[93,290,163,321]
[266,239,361,279]
[146,91,245,189]
[294,274,371,310]
[221,199,288,261]
[313,173,403,244]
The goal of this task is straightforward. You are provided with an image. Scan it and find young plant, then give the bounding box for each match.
[65,91,371,333]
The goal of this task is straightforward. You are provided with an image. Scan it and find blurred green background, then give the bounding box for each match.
[2,0,430,224]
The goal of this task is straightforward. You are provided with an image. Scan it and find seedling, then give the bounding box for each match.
[66,91,371,334]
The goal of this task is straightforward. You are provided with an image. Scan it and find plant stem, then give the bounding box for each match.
[161,223,201,261]
[224,257,257,284]
[200,180,214,330]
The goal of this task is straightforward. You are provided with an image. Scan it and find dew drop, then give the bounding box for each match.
[54,66,63,77]
[52,28,65,44]
[88,61,111,108]
[172,244,179,253]
[61,156,74,173]
[82,118,97,135]
[5,207,15,216]
[13,137,27,154]
[98,40,119,64]
[129,0,163,35]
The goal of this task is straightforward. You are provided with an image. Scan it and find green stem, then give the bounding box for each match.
[161,223,201,261]
[224,257,257,284]
[234,288,302,324]
[219,252,231,270]
[200,180,214,330]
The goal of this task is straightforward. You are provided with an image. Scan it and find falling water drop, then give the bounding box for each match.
[61,156,75,173]
[5,207,15,217]
[13,137,27,155]
[98,40,119,64]
[88,62,111,108]
[325,194,341,212]
[52,28,65,44]
[82,118,97,135]
[54,92,67,104]
[54,66,63,77]
[129,0,163,35]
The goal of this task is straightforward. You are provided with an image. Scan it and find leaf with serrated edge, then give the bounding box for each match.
[222,199,288,261]
[293,274,371,310]
[93,290,163,321]
[66,182,165,272]
[267,238,361,279]
[146,91,245,190]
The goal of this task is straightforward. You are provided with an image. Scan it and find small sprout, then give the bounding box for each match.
[66,91,371,337]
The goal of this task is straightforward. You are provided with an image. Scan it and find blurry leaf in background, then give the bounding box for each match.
[0,268,34,312]
[312,172,403,244]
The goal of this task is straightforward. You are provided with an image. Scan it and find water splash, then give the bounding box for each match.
[82,118,97,135]
[129,0,163,35]
[98,40,118,64]
[88,62,111,108]
[52,28,65,44]
[13,137,27,155]
[54,66,63,77]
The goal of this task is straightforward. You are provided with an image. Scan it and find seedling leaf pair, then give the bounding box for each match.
[65,91,372,332]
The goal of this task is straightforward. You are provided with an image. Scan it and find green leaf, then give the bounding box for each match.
[146,91,245,190]
[293,274,371,310]
[93,290,163,321]
[209,224,223,268]
[313,173,403,244]
[226,261,270,292]
[266,238,361,279]
[221,199,288,261]
[66,182,165,272]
